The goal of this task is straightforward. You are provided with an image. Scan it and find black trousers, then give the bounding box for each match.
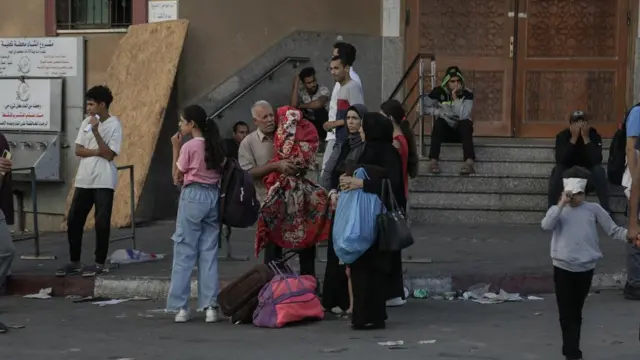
[547,164,610,212]
[67,188,115,264]
[554,266,594,360]
[263,243,316,277]
[429,118,475,161]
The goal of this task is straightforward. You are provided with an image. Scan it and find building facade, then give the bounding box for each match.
[0,0,403,230]
[1,0,639,231]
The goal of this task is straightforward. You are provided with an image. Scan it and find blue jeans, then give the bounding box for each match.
[166,183,220,311]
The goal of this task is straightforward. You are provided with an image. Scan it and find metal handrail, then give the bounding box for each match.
[207,56,311,120]
[387,53,436,157]
[387,52,436,101]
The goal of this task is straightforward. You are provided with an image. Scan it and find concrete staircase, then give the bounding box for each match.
[408,138,626,225]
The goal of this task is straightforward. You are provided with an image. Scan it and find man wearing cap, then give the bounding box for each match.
[547,111,610,213]
[423,66,476,175]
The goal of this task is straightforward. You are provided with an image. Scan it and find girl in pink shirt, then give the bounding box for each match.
[167,105,224,324]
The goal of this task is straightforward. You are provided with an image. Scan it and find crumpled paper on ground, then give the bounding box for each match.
[462,283,523,304]
[23,287,52,299]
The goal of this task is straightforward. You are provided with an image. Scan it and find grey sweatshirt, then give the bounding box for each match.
[541,202,627,272]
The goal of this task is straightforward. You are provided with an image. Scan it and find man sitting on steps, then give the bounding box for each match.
[547,110,611,213]
[422,66,476,175]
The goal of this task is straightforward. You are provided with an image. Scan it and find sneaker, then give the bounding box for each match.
[55,263,81,277]
[623,283,640,300]
[0,321,7,334]
[174,309,190,323]
[205,307,220,323]
[385,297,407,307]
[81,265,104,278]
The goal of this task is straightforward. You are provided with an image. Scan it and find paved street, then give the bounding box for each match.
[10,221,628,280]
[0,291,638,360]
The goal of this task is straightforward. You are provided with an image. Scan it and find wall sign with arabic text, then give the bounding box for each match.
[149,0,179,23]
[0,79,58,131]
[0,37,79,77]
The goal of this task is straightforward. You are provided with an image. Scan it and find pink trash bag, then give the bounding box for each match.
[252,260,324,328]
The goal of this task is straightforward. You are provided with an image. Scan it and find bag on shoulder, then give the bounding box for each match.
[377,178,414,252]
[608,102,640,186]
[219,158,260,228]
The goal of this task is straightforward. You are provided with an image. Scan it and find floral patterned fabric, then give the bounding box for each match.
[255,106,332,257]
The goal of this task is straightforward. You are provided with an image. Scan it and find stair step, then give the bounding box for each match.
[408,208,626,225]
[410,174,624,195]
[418,161,556,176]
[420,143,610,162]
[409,193,627,213]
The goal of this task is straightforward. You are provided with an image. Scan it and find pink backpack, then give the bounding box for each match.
[252,263,324,328]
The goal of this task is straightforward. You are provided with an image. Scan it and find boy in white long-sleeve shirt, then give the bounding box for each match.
[541,166,637,360]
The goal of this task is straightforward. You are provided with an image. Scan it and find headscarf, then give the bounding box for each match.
[345,104,367,163]
[255,106,331,256]
[357,112,395,166]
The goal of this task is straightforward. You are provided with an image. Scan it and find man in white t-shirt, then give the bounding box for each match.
[56,85,123,278]
[320,41,363,189]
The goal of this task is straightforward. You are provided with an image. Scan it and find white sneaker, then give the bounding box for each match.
[386,297,407,307]
[205,307,220,323]
[174,309,190,323]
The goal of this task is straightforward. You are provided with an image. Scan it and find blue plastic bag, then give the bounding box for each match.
[332,168,383,264]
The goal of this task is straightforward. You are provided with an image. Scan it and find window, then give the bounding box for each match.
[56,0,133,30]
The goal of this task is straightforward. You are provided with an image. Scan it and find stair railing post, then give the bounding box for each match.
[418,58,426,157]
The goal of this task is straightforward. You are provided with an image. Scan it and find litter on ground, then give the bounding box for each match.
[23,288,52,299]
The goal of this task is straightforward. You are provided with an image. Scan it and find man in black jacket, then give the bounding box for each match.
[548,111,610,212]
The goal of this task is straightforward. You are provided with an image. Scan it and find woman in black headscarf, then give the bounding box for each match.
[338,112,407,330]
[322,104,367,316]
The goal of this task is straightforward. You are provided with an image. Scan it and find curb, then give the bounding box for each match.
[6,271,627,299]
[405,271,627,296]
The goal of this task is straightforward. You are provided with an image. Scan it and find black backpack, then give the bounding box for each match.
[219,158,260,228]
[607,103,640,185]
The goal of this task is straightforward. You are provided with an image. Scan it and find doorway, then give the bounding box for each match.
[407,0,632,138]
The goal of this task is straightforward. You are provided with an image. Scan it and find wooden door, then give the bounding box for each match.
[417,0,516,136]
[514,0,630,138]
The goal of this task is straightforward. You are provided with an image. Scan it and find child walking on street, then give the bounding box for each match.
[166,105,225,323]
[541,166,638,360]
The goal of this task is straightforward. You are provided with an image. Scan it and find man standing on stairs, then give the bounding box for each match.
[622,104,640,300]
[548,111,610,213]
[290,67,330,148]
[423,66,476,175]
[320,40,362,189]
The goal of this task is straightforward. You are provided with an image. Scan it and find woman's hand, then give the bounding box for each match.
[171,132,182,148]
[339,176,363,191]
[329,190,339,210]
[173,170,183,186]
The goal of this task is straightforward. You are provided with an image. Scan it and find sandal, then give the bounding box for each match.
[429,162,441,174]
[459,163,475,176]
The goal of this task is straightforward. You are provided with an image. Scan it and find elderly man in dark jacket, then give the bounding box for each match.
[0,132,15,334]
[548,110,610,212]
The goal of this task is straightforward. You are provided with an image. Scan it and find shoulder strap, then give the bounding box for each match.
[622,102,640,129]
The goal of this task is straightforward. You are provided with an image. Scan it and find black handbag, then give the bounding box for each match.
[377,178,414,251]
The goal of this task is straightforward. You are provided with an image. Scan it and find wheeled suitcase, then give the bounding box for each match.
[219,263,274,323]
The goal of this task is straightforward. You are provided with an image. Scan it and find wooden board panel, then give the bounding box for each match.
[514,0,628,138]
[62,19,189,230]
